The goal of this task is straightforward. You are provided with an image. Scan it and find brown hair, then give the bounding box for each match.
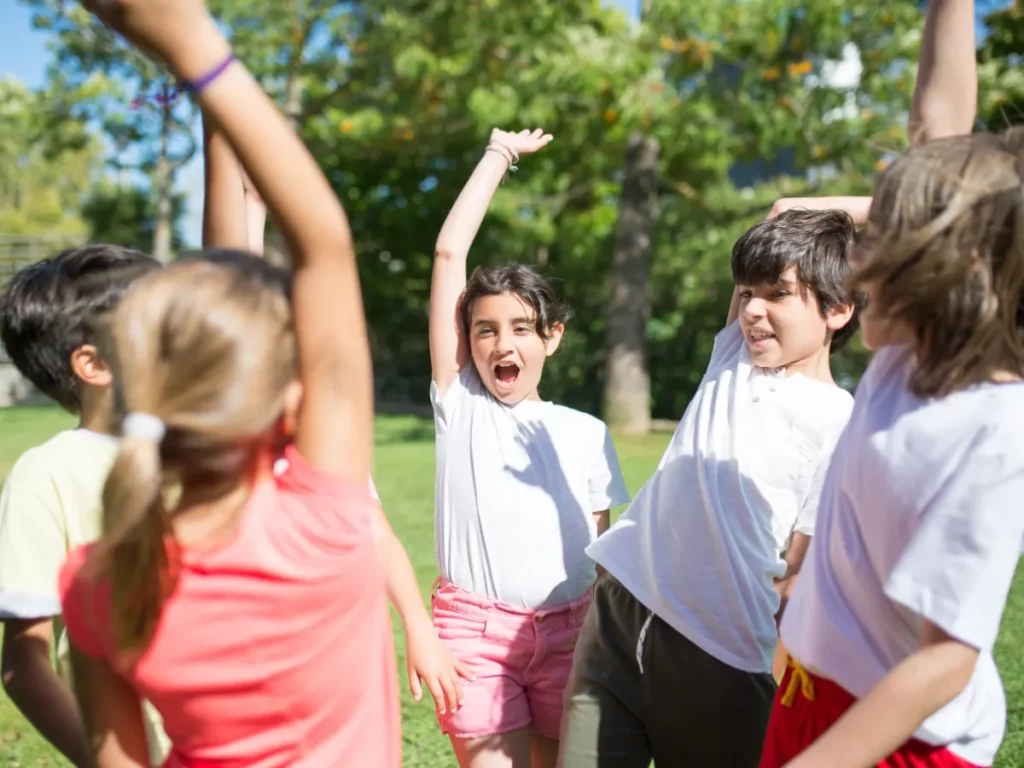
[853,128,1024,398]
[732,209,859,351]
[460,263,571,340]
[93,256,296,652]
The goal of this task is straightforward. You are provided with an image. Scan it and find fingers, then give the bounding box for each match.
[408,661,422,702]
[424,675,448,715]
[455,659,477,682]
[440,671,461,714]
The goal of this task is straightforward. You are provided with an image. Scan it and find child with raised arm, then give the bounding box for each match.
[558,206,858,768]
[58,1,398,766]
[430,128,630,767]
[760,3,1020,767]
[201,117,471,713]
[0,245,164,768]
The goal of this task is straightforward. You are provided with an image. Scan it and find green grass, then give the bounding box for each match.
[0,407,1021,767]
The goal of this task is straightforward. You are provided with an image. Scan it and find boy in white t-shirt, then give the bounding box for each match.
[558,207,859,767]
[0,245,167,767]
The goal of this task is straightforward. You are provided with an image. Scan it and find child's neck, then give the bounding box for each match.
[775,346,836,386]
[77,382,122,434]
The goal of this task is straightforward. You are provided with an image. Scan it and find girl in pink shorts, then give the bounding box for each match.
[428,128,630,767]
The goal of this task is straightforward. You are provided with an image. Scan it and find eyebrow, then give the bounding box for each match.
[472,316,536,327]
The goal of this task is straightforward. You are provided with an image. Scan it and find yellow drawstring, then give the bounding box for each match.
[780,657,816,707]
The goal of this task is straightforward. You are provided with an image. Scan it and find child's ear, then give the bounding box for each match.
[826,302,856,333]
[544,323,565,357]
[69,344,112,388]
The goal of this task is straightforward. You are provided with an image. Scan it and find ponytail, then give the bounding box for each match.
[99,434,176,653]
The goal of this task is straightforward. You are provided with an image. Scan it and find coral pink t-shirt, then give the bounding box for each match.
[59,446,400,768]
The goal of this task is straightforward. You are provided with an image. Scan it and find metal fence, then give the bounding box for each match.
[0,234,83,364]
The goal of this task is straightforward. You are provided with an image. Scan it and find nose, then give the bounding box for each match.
[742,296,767,320]
[494,329,514,355]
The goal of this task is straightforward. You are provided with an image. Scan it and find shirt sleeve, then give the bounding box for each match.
[793,414,849,536]
[587,424,631,512]
[707,320,745,371]
[884,434,1024,652]
[0,452,68,619]
[273,445,379,552]
[430,366,481,429]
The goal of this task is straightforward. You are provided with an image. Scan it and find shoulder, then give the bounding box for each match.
[9,430,116,479]
[789,380,854,441]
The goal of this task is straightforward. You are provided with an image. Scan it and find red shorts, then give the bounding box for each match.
[760,661,985,768]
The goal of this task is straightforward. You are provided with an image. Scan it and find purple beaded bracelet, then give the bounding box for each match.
[183,53,237,94]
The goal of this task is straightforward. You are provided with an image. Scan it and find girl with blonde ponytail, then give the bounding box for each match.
[57,1,398,766]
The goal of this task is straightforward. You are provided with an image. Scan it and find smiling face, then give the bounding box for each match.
[467,291,562,404]
[737,264,851,372]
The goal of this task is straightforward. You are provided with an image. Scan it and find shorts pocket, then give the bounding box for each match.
[435,614,488,641]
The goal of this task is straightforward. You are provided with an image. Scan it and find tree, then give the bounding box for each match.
[23,0,198,262]
[598,0,924,429]
[81,183,186,253]
[977,1,1024,132]
[0,77,96,237]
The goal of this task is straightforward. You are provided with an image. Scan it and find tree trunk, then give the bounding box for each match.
[603,132,660,435]
[152,100,174,264]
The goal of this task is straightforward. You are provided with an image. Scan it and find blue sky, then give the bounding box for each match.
[0,0,633,246]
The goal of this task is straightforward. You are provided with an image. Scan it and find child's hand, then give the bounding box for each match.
[82,0,221,70]
[489,128,554,158]
[405,620,475,715]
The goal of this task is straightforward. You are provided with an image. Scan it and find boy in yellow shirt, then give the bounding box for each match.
[0,245,167,767]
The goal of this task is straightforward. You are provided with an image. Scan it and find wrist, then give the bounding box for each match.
[163,21,233,84]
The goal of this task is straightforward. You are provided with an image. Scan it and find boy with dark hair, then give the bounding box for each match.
[557,207,860,768]
[0,244,165,767]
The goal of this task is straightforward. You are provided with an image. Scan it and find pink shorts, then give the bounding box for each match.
[431,580,591,741]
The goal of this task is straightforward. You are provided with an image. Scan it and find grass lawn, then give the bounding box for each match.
[0,406,1021,767]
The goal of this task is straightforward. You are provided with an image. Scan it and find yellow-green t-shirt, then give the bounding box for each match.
[0,429,170,766]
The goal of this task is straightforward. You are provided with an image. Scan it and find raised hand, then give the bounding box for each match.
[488,128,554,160]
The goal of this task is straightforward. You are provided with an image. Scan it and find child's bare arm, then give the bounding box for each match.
[201,117,248,250]
[370,505,473,714]
[84,0,373,483]
[1,620,94,768]
[782,622,978,768]
[430,128,552,396]
[909,0,977,146]
[242,171,267,254]
[69,647,148,768]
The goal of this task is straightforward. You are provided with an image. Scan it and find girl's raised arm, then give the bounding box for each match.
[909,0,977,146]
[86,0,371,483]
[201,117,248,250]
[430,128,552,397]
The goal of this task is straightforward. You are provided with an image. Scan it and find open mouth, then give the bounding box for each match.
[494,362,520,389]
[747,329,776,347]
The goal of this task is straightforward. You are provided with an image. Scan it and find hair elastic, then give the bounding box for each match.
[122,412,167,443]
[182,53,237,95]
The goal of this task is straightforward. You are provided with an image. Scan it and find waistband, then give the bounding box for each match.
[431,578,592,626]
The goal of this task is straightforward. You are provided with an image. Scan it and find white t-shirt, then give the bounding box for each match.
[782,346,1024,766]
[589,321,854,673]
[432,366,630,610]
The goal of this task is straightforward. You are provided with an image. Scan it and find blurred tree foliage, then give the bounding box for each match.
[15,0,1020,420]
